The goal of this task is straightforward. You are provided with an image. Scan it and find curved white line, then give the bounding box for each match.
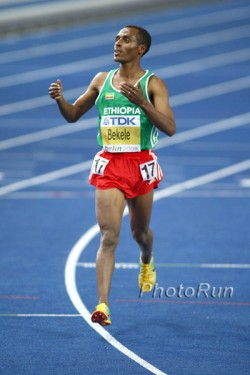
[65,221,167,375]
[65,159,250,374]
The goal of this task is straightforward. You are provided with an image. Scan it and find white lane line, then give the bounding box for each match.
[198,264,250,269]
[65,159,250,375]
[0,0,142,24]
[0,0,42,6]
[0,86,82,117]
[240,178,250,187]
[170,76,250,106]
[0,117,96,150]
[0,160,92,197]
[0,41,249,88]
[147,4,250,36]
[157,112,250,149]
[0,31,115,64]
[78,262,139,269]
[77,263,250,269]
[151,25,250,58]
[0,113,249,196]
[0,314,81,317]
[158,48,250,78]
[154,160,250,201]
[0,54,113,88]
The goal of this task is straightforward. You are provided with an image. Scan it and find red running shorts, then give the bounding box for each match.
[89,150,163,199]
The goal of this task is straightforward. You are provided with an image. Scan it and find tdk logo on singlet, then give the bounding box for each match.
[103,117,137,126]
[101,115,140,127]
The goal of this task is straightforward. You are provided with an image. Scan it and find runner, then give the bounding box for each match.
[49,25,176,326]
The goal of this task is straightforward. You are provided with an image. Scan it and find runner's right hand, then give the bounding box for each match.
[49,79,63,100]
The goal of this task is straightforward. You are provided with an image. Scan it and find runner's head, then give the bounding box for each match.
[123,25,151,56]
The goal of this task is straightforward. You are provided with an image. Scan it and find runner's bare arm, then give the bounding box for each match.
[120,76,176,136]
[49,72,107,123]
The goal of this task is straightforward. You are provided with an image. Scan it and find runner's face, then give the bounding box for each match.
[114,28,142,62]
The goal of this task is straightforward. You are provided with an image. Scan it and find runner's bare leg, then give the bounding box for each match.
[127,190,154,263]
[95,188,126,306]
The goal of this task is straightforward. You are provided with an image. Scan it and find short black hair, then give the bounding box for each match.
[124,25,151,56]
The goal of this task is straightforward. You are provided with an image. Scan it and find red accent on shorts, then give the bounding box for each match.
[89,150,163,199]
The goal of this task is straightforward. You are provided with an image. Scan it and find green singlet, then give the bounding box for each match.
[95,69,159,153]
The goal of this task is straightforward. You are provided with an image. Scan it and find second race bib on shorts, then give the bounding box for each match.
[100,115,141,152]
[140,160,157,181]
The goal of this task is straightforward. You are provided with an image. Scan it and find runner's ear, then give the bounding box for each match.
[138,44,146,56]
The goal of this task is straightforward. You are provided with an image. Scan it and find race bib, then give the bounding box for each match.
[100,115,141,152]
[140,160,157,181]
[91,155,109,176]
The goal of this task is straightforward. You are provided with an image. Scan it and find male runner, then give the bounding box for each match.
[49,25,176,326]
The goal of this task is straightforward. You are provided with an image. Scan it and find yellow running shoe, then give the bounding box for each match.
[138,256,156,292]
[91,303,111,326]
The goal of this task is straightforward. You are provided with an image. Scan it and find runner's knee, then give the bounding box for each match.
[132,228,150,246]
[100,227,120,251]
